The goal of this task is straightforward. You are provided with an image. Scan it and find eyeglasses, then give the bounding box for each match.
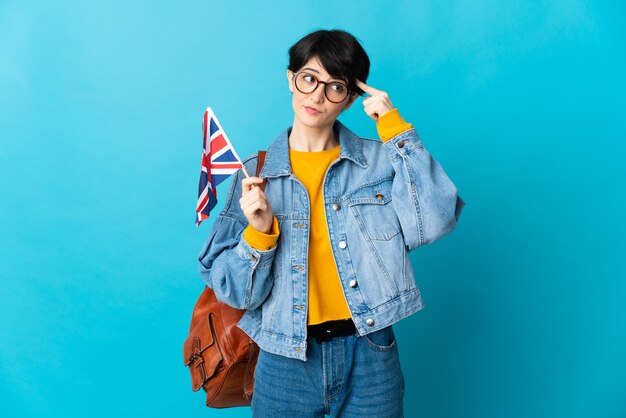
[292,71,352,103]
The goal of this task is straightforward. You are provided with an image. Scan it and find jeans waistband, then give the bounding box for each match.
[307,319,356,343]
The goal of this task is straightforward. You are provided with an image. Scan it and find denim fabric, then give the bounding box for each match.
[198,120,464,361]
[251,325,404,417]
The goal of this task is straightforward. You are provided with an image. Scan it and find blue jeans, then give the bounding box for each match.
[251,325,405,417]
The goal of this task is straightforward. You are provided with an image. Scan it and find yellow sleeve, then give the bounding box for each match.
[376,108,413,143]
[242,216,280,250]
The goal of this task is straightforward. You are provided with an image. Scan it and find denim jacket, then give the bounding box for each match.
[198,120,464,361]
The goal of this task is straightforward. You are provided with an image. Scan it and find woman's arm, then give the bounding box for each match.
[197,161,278,310]
[357,80,465,251]
[382,124,464,250]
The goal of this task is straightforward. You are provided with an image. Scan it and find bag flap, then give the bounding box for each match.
[183,313,223,391]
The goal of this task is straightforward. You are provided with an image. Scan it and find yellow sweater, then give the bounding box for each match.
[242,109,413,325]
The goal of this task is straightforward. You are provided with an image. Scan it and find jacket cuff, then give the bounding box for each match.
[376,108,413,143]
[243,217,280,250]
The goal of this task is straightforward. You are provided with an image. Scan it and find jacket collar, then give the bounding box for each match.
[260,119,368,178]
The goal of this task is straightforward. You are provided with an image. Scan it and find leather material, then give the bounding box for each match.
[184,150,265,408]
[307,319,356,343]
[256,150,267,192]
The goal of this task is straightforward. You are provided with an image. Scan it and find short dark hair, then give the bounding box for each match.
[287,29,370,96]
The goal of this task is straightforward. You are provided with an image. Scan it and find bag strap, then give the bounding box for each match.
[255,150,267,192]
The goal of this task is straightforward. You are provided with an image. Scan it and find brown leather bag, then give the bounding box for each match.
[183,151,267,408]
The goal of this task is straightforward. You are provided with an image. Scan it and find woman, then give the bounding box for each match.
[198,29,464,417]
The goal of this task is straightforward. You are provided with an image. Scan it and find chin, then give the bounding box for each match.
[299,110,337,128]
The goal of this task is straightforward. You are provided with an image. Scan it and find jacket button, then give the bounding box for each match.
[375,193,383,200]
[339,241,347,249]
[397,140,407,148]
[332,203,341,211]
[366,318,375,326]
[349,280,358,288]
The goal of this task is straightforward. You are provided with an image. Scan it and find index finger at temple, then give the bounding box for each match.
[356,79,379,95]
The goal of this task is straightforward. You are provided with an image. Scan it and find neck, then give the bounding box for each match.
[288,118,339,152]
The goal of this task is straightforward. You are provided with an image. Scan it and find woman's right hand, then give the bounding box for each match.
[240,176,274,234]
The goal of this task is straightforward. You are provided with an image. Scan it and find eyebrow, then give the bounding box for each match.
[301,67,347,83]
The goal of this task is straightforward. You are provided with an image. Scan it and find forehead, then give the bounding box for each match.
[299,58,343,81]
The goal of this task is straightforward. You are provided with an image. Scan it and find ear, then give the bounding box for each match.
[286,69,293,93]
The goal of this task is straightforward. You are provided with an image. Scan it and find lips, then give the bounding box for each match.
[304,106,321,114]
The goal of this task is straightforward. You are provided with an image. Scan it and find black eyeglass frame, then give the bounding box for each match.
[291,71,353,103]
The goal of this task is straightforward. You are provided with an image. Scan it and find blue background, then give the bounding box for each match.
[1,1,625,417]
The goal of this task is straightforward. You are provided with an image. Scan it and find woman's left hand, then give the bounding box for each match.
[355,79,394,122]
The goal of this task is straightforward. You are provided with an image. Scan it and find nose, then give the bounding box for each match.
[310,83,325,103]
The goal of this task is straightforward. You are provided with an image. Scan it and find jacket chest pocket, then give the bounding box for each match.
[347,178,401,241]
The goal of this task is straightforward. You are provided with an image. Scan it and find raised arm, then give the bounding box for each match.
[357,79,465,250]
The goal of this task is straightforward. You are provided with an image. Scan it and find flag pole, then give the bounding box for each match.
[240,165,261,189]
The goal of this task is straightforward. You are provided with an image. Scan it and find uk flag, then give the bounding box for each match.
[195,107,244,226]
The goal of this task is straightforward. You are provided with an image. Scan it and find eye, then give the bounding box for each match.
[329,83,346,93]
[302,73,317,84]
